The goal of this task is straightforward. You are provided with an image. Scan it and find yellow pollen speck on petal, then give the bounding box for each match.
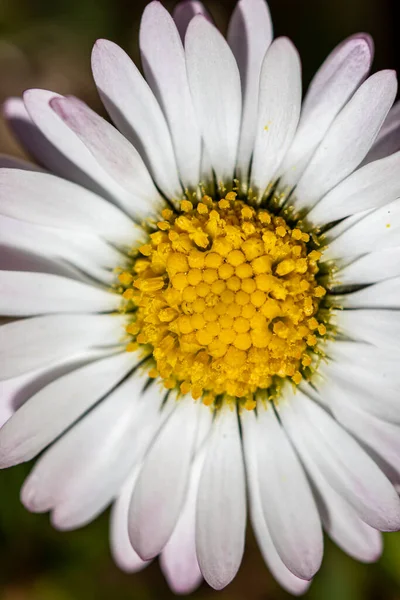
[119,193,328,408]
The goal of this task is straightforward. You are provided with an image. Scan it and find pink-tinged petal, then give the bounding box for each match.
[51,96,162,219]
[196,406,246,590]
[228,0,273,183]
[363,100,400,164]
[250,38,301,199]
[294,70,397,212]
[173,0,211,42]
[185,16,242,185]
[91,39,182,201]
[128,398,199,560]
[140,1,202,190]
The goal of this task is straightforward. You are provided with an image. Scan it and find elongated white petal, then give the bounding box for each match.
[160,450,204,595]
[91,39,182,200]
[0,313,127,380]
[335,309,400,353]
[250,37,301,199]
[140,2,202,190]
[129,398,199,560]
[0,352,135,467]
[279,398,382,563]
[0,169,135,245]
[252,404,323,580]
[173,0,211,41]
[336,248,400,285]
[241,410,311,595]
[228,0,273,182]
[50,96,162,219]
[324,198,400,260]
[294,70,397,212]
[319,363,400,425]
[196,406,246,590]
[330,399,400,480]
[21,371,145,512]
[363,100,400,164]
[308,150,400,225]
[0,271,119,316]
[279,34,373,189]
[40,380,169,530]
[0,215,127,284]
[281,391,400,531]
[110,470,150,573]
[185,16,242,184]
[23,89,133,204]
[325,340,400,382]
[339,277,400,309]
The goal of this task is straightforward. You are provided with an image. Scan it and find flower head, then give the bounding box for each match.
[1,0,400,595]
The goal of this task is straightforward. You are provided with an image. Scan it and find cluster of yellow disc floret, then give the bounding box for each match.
[117,192,327,409]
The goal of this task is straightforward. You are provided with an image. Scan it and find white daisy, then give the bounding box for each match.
[1,0,400,595]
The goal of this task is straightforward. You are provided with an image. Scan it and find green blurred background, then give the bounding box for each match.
[0,0,400,598]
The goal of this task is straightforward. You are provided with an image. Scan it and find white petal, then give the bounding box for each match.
[325,339,400,382]
[279,34,373,189]
[0,313,127,380]
[160,450,204,595]
[20,370,145,511]
[0,351,135,466]
[279,398,382,563]
[250,37,301,199]
[249,404,323,580]
[91,39,182,200]
[363,100,400,164]
[320,360,400,424]
[294,70,397,212]
[0,215,127,285]
[196,405,246,590]
[0,271,120,316]
[110,470,150,573]
[308,151,400,226]
[335,248,400,285]
[0,169,135,245]
[324,198,400,260]
[50,96,163,219]
[29,377,169,530]
[173,0,211,42]
[330,398,400,480]
[227,0,273,182]
[280,390,400,531]
[338,277,400,309]
[241,410,311,595]
[185,16,242,184]
[129,398,199,560]
[23,89,136,204]
[335,308,400,353]
[140,2,202,190]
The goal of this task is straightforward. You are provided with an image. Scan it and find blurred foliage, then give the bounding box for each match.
[0,0,399,598]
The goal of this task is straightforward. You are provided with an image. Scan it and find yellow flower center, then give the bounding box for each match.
[118,192,327,409]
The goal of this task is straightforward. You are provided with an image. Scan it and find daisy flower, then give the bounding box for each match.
[1,0,400,594]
